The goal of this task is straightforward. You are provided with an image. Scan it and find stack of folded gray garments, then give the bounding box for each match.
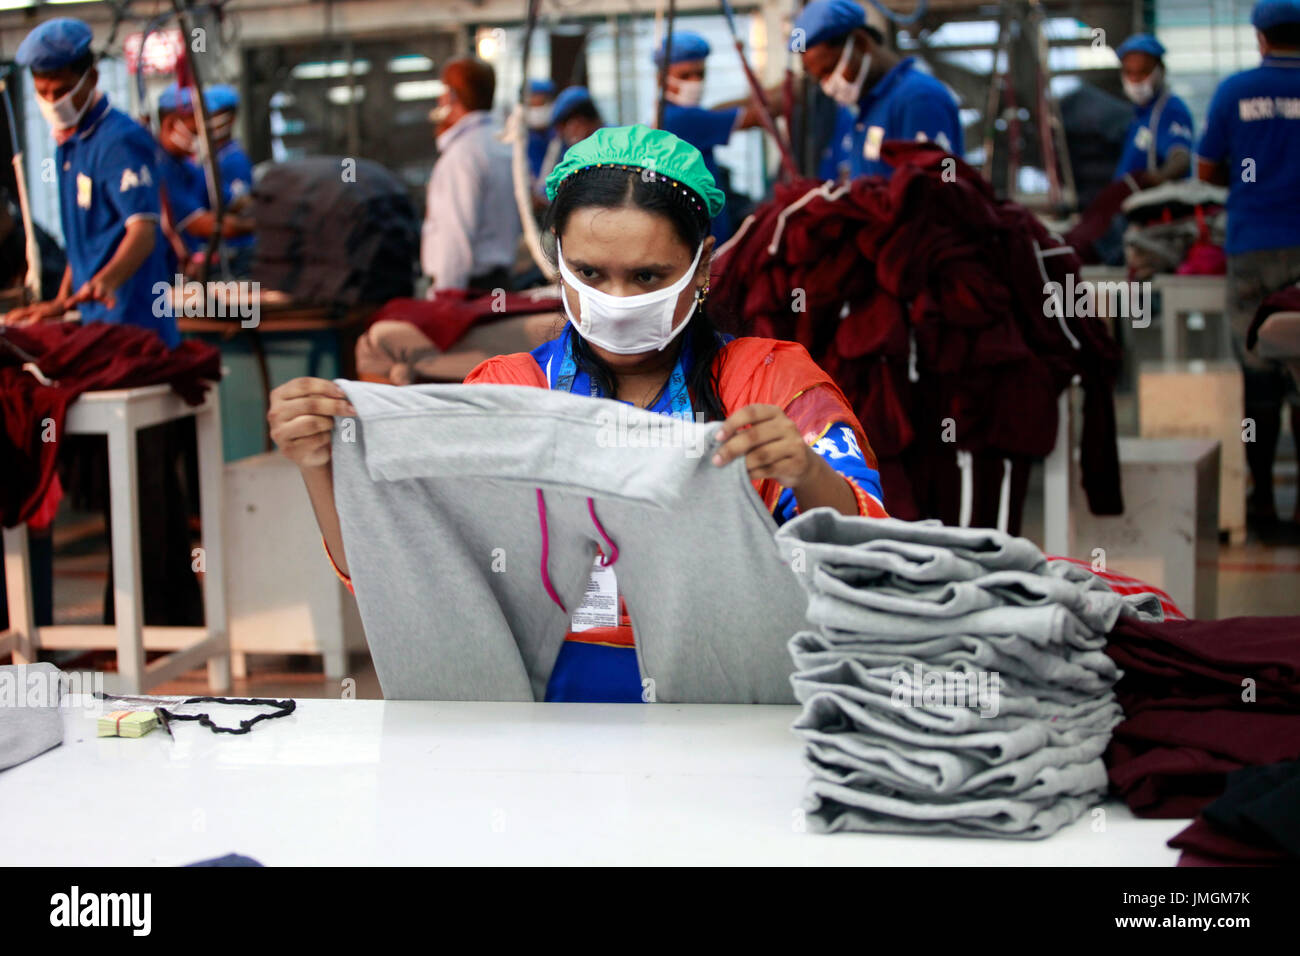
[774,509,1157,839]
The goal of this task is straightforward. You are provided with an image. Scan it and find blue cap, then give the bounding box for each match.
[1253,0,1300,30]
[15,17,94,73]
[653,30,711,66]
[790,0,867,52]
[204,84,239,113]
[158,83,194,114]
[551,85,593,125]
[1115,33,1167,60]
[528,78,556,96]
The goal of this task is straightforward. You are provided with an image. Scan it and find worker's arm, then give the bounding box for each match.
[68,217,156,310]
[1145,147,1191,186]
[267,377,357,576]
[713,84,788,131]
[1196,156,1229,186]
[2,264,73,325]
[181,210,256,239]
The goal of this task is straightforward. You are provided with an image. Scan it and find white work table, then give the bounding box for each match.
[2,699,1187,866]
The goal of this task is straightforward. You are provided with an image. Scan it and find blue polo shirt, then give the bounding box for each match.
[527,127,553,178]
[155,147,205,274]
[820,57,964,180]
[188,140,255,250]
[1114,89,1195,180]
[57,95,177,347]
[1197,54,1300,255]
[660,102,740,241]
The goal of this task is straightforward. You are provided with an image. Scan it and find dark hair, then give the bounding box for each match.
[441,57,495,111]
[1263,24,1300,49]
[545,165,728,422]
[33,51,94,80]
[557,100,601,125]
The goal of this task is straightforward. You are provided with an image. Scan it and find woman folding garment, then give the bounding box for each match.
[268,125,888,702]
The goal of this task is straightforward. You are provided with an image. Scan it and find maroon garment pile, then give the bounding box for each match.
[711,141,1122,529]
[1,322,220,528]
[1103,614,1300,819]
[366,289,563,352]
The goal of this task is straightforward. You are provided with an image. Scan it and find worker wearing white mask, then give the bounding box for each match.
[422,57,522,292]
[655,30,788,242]
[1112,34,1194,186]
[792,0,963,180]
[3,17,176,346]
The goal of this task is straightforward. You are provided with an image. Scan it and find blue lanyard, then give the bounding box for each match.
[554,326,695,419]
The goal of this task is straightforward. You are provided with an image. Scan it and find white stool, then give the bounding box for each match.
[1,383,231,694]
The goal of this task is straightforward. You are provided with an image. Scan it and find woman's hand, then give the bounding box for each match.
[268,377,357,469]
[711,403,819,489]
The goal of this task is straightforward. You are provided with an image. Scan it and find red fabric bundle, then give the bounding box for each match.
[366,288,563,353]
[1,322,220,528]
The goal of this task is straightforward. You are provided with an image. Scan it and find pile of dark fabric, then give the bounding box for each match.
[1168,761,1300,866]
[711,141,1122,532]
[1102,615,1300,821]
[252,157,418,310]
[0,322,220,527]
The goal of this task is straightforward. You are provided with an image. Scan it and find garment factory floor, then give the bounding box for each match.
[25,404,1300,701]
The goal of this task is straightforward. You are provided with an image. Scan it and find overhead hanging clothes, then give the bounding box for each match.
[711,141,1124,532]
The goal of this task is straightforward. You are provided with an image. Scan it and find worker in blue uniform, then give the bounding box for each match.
[4,18,176,346]
[1112,34,1195,186]
[791,0,963,181]
[186,84,256,277]
[655,30,790,241]
[525,78,557,181]
[1197,0,1300,535]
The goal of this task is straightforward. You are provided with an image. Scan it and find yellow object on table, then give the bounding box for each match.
[97,709,159,738]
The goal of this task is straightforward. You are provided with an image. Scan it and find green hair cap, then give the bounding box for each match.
[544,124,726,219]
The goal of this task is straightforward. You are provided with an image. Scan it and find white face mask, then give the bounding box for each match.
[1122,65,1163,106]
[38,70,94,131]
[525,105,552,128]
[820,36,870,108]
[666,78,704,107]
[556,239,704,354]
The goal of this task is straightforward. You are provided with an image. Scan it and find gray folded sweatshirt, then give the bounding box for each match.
[0,663,64,771]
[331,380,810,703]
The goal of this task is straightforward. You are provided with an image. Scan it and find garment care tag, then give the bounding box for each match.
[570,558,619,631]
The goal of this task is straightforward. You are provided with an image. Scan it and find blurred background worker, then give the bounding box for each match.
[535,85,605,200]
[1113,34,1195,187]
[525,77,557,182]
[154,84,254,278]
[792,0,963,180]
[2,18,175,345]
[654,30,787,242]
[1197,0,1300,535]
[189,84,257,277]
[422,56,522,293]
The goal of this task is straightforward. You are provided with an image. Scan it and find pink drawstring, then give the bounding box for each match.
[535,492,622,612]
[587,498,619,567]
[536,489,566,612]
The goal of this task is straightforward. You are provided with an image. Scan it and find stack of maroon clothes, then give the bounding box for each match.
[711,141,1122,531]
[1102,614,1300,863]
[1,322,220,528]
